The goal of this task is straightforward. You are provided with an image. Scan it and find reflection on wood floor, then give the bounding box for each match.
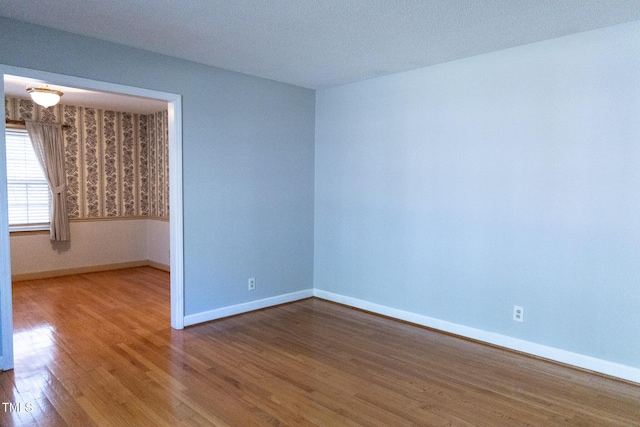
[1,267,638,426]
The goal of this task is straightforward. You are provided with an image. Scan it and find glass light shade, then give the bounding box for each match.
[26,85,63,108]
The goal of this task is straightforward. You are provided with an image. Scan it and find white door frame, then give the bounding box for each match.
[0,65,185,370]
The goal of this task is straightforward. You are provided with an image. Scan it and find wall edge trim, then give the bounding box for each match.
[183,289,314,327]
[10,260,166,281]
[146,260,170,272]
[313,289,640,384]
[69,216,170,223]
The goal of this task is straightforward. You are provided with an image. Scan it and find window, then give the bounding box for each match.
[5,128,50,230]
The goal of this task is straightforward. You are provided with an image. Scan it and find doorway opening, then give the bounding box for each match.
[0,66,184,370]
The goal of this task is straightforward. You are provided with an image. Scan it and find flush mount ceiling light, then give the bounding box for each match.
[26,84,63,108]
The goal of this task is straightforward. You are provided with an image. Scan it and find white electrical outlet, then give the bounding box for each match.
[513,305,524,322]
[248,277,256,291]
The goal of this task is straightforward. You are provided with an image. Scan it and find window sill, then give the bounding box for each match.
[10,224,50,234]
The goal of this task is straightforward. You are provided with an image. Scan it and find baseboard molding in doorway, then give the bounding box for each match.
[11,259,170,282]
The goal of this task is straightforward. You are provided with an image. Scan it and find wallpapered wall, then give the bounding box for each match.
[5,97,168,219]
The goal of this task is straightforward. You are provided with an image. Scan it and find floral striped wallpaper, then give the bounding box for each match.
[144,110,169,219]
[4,97,169,220]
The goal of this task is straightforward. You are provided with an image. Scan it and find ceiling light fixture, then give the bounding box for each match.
[26,85,63,108]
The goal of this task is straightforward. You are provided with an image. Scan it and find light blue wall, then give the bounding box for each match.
[0,18,315,316]
[315,21,640,367]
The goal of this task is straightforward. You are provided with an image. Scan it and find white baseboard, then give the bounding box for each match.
[11,259,169,281]
[183,289,314,327]
[146,260,170,272]
[313,289,640,384]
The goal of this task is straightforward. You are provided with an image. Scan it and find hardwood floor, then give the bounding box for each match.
[1,267,638,426]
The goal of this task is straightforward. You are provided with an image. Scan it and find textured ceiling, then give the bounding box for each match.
[1,1,640,89]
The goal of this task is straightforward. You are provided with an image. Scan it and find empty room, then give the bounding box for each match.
[0,1,639,426]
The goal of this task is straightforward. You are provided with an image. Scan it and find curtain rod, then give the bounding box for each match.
[5,119,72,129]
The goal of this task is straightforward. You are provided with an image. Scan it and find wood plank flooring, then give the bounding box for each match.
[1,267,638,426]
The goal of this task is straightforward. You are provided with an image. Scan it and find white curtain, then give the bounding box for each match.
[25,122,70,241]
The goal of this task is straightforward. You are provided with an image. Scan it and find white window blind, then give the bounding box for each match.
[5,128,50,227]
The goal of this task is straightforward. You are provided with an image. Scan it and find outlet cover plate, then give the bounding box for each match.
[513,305,524,322]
